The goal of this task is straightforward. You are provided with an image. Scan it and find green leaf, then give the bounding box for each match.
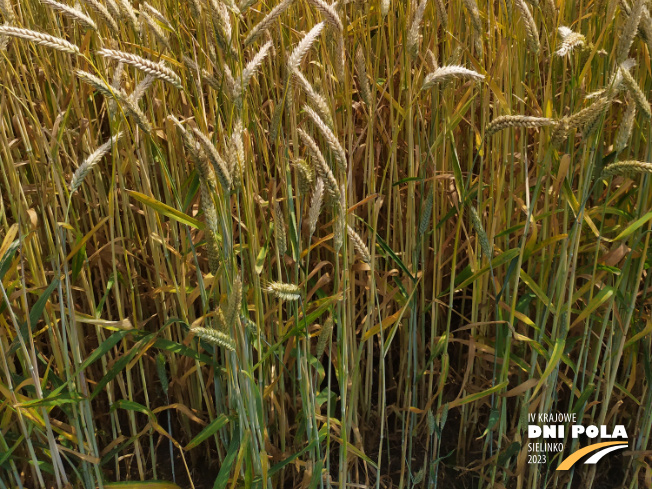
[185,414,230,450]
[100,437,138,466]
[570,287,613,327]
[0,434,23,467]
[255,242,267,275]
[152,338,217,367]
[127,190,203,229]
[213,430,240,489]
[29,279,59,330]
[183,172,201,214]
[91,333,155,400]
[448,134,465,201]
[71,241,86,283]
[445,381,509,410]
[532,338,565,397]
[96,273,116,317]
[110,399,155,419]
[497,442,521,467]
[392,176,423,187]
[0,239,19,281]
[8,278,60,356]
[50,329,132,397]
[267,438,319,477]
[571,383,595,414]
[624,319,652,349]
[520,270,556,314]
[440,249,520,297]
[308,460,324,489]
[373,229,416,283]
[614,209,652,241]
[482,408,500,437]
[18,391,85,408]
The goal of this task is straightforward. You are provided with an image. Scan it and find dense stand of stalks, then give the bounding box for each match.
[1,0,652,488]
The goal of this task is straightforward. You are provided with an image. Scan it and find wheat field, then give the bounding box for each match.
[0,0,651,487]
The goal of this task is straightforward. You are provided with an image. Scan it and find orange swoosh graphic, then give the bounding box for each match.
[557,441,627,470]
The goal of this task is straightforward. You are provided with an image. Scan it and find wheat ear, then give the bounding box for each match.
[229,119,245,189]
[1,0,15,23]
[103,0,121,19]
[309,0,345,79]
[40,0,97,30]
[307,178,324,238]
[602,160,652,177]
[287,22,325,71]
[266,282,302,301]
[76,70,152,133]
[113,94,152,134]
[602,58,636,96]
[419,189,434,235]
[191,127,232,191]
[639,6,652,55]
[183,55,223,91]
[293,159,315,194]
[614,102,636,153]
[142,2,171,28]
[298,128,341,203]
[355,45,372,107]
[462,0,482,33]
[333,186,346,252]
[434,0,448,27]
[211,0,232,44]
[187,0,202,17]
[167,115,206,171]
[130,75,156,103]
[422,65,484,89]
[347,224,371,263]
[140,11,170,49]
[620,65,651,118]
[514,0,539,53]
[617,0,644,64]
[273,201,288,257]
[0,26,80,53]
[82,0,119,31]
[70,133,123,192]
[303,105,347,172]
[316,316,333,357]
[425,49,438,71]
[97,49,183,90]
[551,97,611,146]
[555,26,585,56]
[309,0,342,30]
[0,0,11,49]
[485,115,557,137]
[200,183,221,274]
[408,0,428,58]
[190,327,235,351]
[226,274,242,328]
[244,0,294,45]
[237,40,273,99]
[76,69,116,98]
[115,0,140,33]
[223,64,237,99]
[209,0,235,55]
[293,69,334,128]
[469,205,491,259]
[213,307,228,332]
